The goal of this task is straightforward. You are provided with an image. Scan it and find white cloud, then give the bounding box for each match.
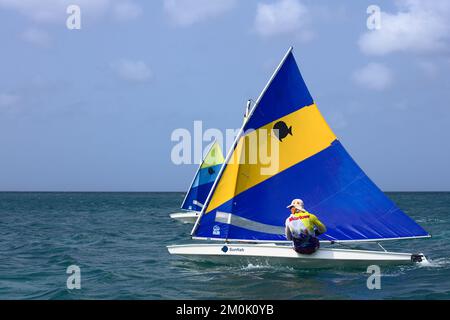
[164,0,236,27]
[0,0,142,24]
[0,0,110,23]
[112,59,152,82]
[254,0,311,38]
[0,1,142,45]
[359,0,450,55]
[353,63,393,91]
[21,28,51,46]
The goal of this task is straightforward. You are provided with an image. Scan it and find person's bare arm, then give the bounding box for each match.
[285,225,292,240]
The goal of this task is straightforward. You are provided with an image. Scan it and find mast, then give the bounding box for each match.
[191,47,294,236]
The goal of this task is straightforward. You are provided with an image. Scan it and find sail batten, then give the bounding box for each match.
[192,48,429,242]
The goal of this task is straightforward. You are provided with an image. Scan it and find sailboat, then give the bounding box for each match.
[170,141,224,224]
[168,47,430,266]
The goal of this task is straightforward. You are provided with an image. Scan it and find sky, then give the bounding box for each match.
[0,0,449,192]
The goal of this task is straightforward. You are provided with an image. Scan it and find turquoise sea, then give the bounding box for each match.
[0,192,449,300]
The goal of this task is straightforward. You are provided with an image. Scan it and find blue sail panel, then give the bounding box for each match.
[181,164,221,211]
[244,51,313,131]
[195,141,429,241]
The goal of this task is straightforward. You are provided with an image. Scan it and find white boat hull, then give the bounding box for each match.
[167,243,427,268]
[170,211,199,224]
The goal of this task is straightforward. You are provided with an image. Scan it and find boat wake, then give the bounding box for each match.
[419,257,450,268]
[239,263,294,272]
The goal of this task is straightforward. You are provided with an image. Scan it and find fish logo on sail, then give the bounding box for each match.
[273,121,293,142]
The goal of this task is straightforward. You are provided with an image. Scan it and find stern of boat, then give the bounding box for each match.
[169,212,199,224]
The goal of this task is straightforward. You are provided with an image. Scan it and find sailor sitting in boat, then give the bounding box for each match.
[285,199,327,254]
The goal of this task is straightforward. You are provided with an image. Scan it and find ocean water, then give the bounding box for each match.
[0,192,449,300]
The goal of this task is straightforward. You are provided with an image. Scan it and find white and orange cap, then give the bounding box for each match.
[287,199,305,211]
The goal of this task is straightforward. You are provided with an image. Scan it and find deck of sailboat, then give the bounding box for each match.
[167,243,427,268]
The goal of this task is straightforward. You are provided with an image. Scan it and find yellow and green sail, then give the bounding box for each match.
[181,141,224,212]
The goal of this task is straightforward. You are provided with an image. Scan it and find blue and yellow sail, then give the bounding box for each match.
[193,48,429,242]
[181,142,225,212]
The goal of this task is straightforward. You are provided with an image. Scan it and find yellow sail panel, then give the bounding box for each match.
[206,103,337,213]
[201,142,225,169]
